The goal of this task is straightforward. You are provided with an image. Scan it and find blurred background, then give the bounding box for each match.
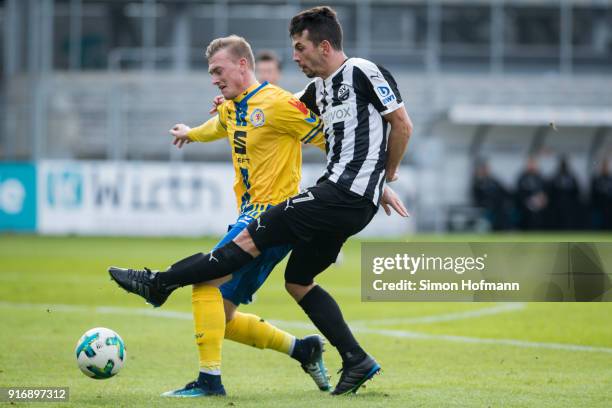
[1,0,612,236]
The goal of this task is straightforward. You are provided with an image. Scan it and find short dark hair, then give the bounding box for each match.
[289,6,343,50]
[255,50,282,70]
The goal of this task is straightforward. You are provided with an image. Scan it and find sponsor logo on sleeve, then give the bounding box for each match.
[289,98,317,123]
[288,98,309,115]
[377,86,390,97]
[377,86,396,105]
[305,111,318,124]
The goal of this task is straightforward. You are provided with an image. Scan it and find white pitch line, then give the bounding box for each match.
[351,302,526,326]
[0,301,193,320]
[356,327,612,354]
[270,320,612,354]
[1,301,611,354]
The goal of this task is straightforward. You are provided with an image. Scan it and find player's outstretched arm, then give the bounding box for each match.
[381,185,410,217]
[384,107,413,182]
[175,113,228,146]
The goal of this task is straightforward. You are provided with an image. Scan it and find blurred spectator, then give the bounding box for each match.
[109,4,139,49]
[255,50,282,85]
[590,159,612,230]
[471,160,511,230]
[548,156,583,230]
[516,157,548,230]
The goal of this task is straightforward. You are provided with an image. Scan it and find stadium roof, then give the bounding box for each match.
[448,104,612,127]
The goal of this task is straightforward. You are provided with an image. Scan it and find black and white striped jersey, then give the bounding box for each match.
[297,58,404,205]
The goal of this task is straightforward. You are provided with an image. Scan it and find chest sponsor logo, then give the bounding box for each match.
[234,130,247,154]
[322,104,353,125]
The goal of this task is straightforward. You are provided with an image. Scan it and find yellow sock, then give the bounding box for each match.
[225,312,295,354]
[192,284,226,374]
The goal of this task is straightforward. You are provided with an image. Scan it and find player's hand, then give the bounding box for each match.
[381,185,409,217]
[169,123,192,149]
[209,95,226,114]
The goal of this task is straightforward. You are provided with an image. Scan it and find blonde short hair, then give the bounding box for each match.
[205,35,255,69]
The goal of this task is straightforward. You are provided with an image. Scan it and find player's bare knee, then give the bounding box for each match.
[285,281,315,302]
[223,299,237,323]
[284,282,300,301]
[234,229,261,257]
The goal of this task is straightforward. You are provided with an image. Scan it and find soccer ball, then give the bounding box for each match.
[75,327,126,379]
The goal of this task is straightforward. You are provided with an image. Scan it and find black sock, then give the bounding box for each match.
[197,371,222,390]
[298,285,366,365]
[157,242,253,287]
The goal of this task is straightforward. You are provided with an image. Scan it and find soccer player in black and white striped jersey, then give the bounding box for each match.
[107,5,412,397]
[282,6,413,394]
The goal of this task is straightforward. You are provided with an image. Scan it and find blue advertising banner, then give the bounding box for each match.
[0,163,37,232]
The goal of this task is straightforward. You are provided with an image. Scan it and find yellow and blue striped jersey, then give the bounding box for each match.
[187,81,325,214]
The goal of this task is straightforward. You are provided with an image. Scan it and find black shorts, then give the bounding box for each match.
[246,180,377,285]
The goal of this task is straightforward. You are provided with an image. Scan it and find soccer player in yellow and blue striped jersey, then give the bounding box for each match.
[186,77,324,217]
[162,35,327,397]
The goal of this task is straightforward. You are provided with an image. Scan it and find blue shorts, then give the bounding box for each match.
[217,207,291,305]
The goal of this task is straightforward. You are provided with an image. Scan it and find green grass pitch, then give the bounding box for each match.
[1,234,611,407]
